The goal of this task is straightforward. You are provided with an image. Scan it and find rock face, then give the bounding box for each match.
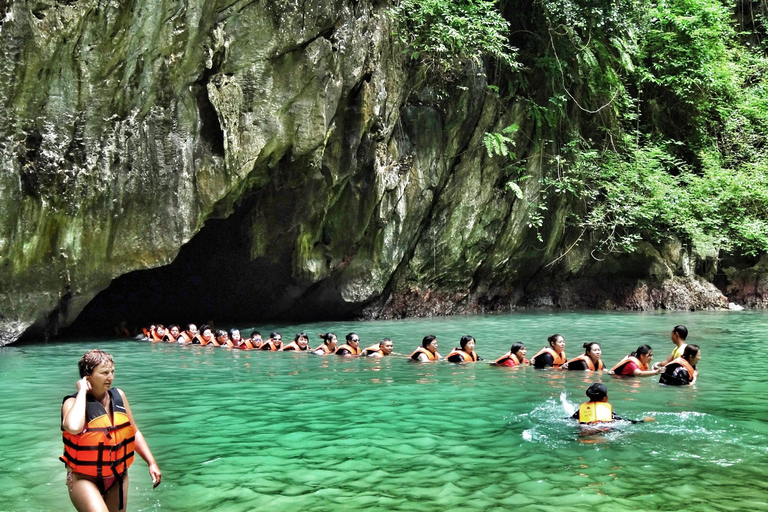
[0,0,750,344]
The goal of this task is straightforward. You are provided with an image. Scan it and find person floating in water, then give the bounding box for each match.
[335,332,362,356]
[531,334,567,368]
[572,382,647,425]
[493,342,528,366]
[361,338,394,357]
[410,335,442,361]
[609,344,661,377]
[61,350,161,512]
[282,332,311,351]
[260,331,283,351]
[659,344,701,385]
[564,342,606,371]
[446,335,481,362]
[312,332,338,355]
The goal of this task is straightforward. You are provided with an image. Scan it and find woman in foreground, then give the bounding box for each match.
[61,350,161,511]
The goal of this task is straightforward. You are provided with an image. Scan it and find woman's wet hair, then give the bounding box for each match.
[547,334,564,346]
[229,329,240,339]
[509,342,526,355]
[583,342,600,354]
[318,332,337,344]
[215,329,228,338]
[459,335,475,350]
[631,344,653,358]
[78,350,114,378]
[346,332,359,342]
[200,325,212,335]
[294,332,308,341]
[422,335,437,348]
[682,344,700,361]
[673,325,688,340]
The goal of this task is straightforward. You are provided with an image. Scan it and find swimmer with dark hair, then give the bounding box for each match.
[361,338,394,357]
[659,344,701,385]
[446,335,481,362]
[335,332,362,356]
[564,342,605,371]
[260,332,283,351]
[410,335,441,361]
[530,334,567,368]
[493,342,528,366]
[609,345,661,377]
[178,324,203,345]
[199,325,216,346]
[654,325,689,370]
[249,331,263,349]
[312,332,338,355]
[282,332,311,351]
[571,382,647,425]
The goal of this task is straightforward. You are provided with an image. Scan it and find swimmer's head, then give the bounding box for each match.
[319,332,337,345]
[682,344,701,364]
[548,334,565,350]
[460,335,475,351]
[672,325,688,341]
[586,382,608,402]
[583,342,601,357]
[78,350,114,378]
[422,335,437,348]
[509,342,526,356]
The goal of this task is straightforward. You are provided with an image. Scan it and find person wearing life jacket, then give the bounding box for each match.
[227,329,244,348]
[493,342,528,367]
[571,382,644,425]
[213,329,230,347]
[362,338,394,357]
[282,332,311,352]
[654,324,689,371]
[248,331,263,349]
[531,334,567,368]
[167,324,181,342]
[660,344,701,385]
[199,325,217,346]
[335,332,362,356]
[410,335,442,361]
[260,331,283,351]
[148,324,171,343]
[178,324,204,345]
[446,335,481,363]
[312,332,338,355]
[564,342,606,371]
[609,345,661,377]
[61,350,161,512]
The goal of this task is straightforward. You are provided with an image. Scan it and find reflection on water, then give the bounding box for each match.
[2,311,768,511]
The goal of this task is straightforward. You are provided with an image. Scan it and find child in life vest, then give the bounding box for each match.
[571,383,648,424]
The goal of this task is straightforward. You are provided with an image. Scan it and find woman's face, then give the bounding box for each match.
[328,336,338,348]
[640,351,653,365]
[691,351,701,365]
[170,326,180,337]
[87,362,115,394]
[297,336,308,348]
[551,337,565,353]
[427,339,438,354]
[231,330,241,342]
[516,345,527,357]
[202,329,213,341]
[348,335,360,348]
[464,339,476,352]
[587,344,601,359]
[216,333,229,344]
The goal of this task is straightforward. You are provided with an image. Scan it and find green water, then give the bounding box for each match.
[2,311,767,512]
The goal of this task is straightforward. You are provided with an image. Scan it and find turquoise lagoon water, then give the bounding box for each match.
[1,311,767,512]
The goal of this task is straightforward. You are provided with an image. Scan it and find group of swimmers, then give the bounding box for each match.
[139,323,701,387]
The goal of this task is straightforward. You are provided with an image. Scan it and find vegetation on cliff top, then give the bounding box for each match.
[393,0,768,259]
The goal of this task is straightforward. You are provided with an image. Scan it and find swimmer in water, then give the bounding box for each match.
[493,342,528,366]
[659,344,701,385]
[361,338,394,357]
[530,334,567,368]
[313,332,338,355]
[282,332,311,351]
[609,345,661,377]
[410,335,442,361]
[335,332,362,356]
[260,332,283,351]
[571,382,646,425]
[564,342,606,371]
[249,331,263,349]
[445,335,481,362]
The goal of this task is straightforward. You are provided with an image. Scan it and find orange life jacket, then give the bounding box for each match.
[610,355,648,375]
[200,335,218,346]
[238,339,255,350]
[334,344,362,356]
[179,332,204,344]
[578,402,613,423]
[665,357,696,382]
[313,344,333,354]
[260,340,283,351]
[566,354,604,371]
[282,342,309,352]
[409,347,439,361]
[531,347,567,368]
[446,348,479,362]
[60,388,136,479]
[494,352,528,366]
[361,344,384,356]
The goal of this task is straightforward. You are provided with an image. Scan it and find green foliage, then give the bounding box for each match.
[390,0,519,81]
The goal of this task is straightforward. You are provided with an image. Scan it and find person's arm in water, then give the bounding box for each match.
[120,389,162,488]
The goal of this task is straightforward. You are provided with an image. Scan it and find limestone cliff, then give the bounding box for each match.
[0,0,754,344]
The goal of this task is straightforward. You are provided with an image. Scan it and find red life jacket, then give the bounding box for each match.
[494,352,528,366]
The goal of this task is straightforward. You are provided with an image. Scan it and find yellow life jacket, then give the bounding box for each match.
[578,402,613,423]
